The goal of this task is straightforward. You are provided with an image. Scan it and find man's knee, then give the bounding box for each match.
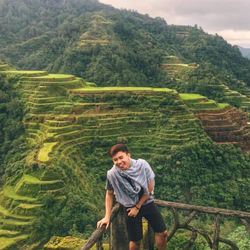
[155,230,168,248]
[129,240,140,250]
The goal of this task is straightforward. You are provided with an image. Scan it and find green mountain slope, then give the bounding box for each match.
[0,64,249,249]
[0,1,250,248]
[1,0,250,89]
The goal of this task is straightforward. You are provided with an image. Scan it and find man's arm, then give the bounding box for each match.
[148,179,155,193]
[137,179,154,207]
[97,190,113,229]
[127,179,155,217]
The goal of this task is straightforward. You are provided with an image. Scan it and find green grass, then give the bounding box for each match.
[218,103,230,109]
[0,218,33,226]
[164,63,195,67]
[70,86,175,93]
[41,124,81,133]
[192,100,217,108]
[1,70,47,77]
[0,64,13,71]
[179,93,206,100]
[0,205,34,220]
[4,70,45,74]
[32,74,74,78]
[85,81,97,87]
[22,74,76,83]
[37,142,58,162]
[11,203,43,216]
[16,203,43,209]
[180,93,231,111]
[12,203,43,218]
[44,235,109,250]
[0,229,20,236]
[0,235,29,250]
[15,175,62,190]
[3,186,37,203]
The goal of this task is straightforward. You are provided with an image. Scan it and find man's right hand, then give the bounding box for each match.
[96,217,110,229]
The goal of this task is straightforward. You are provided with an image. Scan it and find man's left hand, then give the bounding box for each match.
[127,207,139,217]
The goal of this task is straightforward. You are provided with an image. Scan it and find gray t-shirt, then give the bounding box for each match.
[106,158,155,207]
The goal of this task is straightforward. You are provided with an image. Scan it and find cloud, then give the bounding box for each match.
[99,0,250,47]
[216,30,250,47]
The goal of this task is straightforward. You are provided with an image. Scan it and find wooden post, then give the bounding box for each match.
[80,227,106,250]
[212,215,220,250]
[241,218,250,235]
[96,236,103,250]
[110,206,129,250]
[80,204,120,250]
[141,219,155,250]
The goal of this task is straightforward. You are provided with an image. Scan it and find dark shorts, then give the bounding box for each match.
[126,202,166,242]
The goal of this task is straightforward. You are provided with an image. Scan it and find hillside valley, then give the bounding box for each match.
[0,0,250,249]
[0,63,250,249]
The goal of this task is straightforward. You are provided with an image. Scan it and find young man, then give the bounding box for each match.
[97,144,167,250]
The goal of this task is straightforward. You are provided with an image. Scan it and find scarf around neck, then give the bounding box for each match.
[107,158,154,207]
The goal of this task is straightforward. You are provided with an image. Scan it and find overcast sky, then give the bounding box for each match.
[100,0,250,48]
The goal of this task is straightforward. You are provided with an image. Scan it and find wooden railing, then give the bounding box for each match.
[81,200,250,250]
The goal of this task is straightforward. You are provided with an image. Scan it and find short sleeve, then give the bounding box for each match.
[142,159,155,182]
[105,179,113,190]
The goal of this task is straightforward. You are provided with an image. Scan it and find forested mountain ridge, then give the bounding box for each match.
[1,0,250,89]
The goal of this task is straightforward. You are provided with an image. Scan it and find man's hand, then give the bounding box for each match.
[127,207,140,217]
[97,217,110,229]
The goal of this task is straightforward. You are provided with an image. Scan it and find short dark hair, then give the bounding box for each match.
[109,143,129,157]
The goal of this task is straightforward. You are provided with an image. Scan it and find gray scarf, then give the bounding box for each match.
[107,159,150,207]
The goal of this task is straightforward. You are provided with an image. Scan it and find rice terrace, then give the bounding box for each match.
[0,0,250,249]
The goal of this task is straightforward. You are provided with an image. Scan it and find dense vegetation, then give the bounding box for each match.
[0,74,26,186]
[0,68,249,249]
[1,0,250,88]
[0,0,250,249]
[156,141,250,211]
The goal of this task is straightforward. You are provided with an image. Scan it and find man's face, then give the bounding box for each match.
[112,151,131,171]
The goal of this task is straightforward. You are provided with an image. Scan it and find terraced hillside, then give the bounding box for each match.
[188,80,250,116]
[0,68,94,249]
[161,55,198,80]
[0,63,14,71]
[180,94,250,151]
[0,66,205,248]
[161,64,198,80]
[222,84,250,113]
[160,55,250,118]
[195,81,250,115]
[0,64,249,249]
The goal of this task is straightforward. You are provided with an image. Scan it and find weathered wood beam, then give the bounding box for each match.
[110,206,129,250]
[183,230,197,250]
[182,210,197,226]
[212,215,220,250]
[219,237,239,250]
[82,200,249,250]
[185,225,213,248]
[80,203,121,250]
[241,218,250,235]
[80,227,106,250]
[142,223,154,250]
[167,208,179,241]
[155,199,250,218]
[96,236,103,250]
